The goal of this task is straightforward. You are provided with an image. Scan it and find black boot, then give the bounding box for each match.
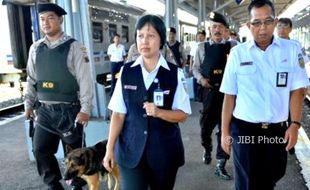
[202,150,212,164]
[48,181,64,190]
[289,147,295,155]
[215,159,232,180]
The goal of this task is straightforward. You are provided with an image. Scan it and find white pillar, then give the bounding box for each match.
[198,0,206,30]
[165,0,179,40]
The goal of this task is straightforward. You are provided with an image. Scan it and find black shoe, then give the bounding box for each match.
[202,150,212,164]
[71,186,83,190]
[289,147,295,155]
[215,159,232,180]
[48,182,64,190]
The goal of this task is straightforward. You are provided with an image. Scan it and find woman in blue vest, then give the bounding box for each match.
[103,14,191,190]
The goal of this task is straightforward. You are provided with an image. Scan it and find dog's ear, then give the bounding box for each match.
[66,145,73,154]
[78,151,86,165]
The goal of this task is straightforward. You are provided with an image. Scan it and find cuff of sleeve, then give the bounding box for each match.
[80,106,92,115]
[24,100,33,110]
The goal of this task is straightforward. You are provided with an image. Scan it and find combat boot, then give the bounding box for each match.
[215,159,232,180]
[202,150,212,164]
[47,181,64,190]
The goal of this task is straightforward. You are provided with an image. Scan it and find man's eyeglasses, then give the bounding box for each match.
[250,18,275,28]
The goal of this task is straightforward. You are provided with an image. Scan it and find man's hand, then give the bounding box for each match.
[76,112,90,125]
[24,108,34,119]
[221,132,232,155]
[200,78,212,88]
[284,124,299,151]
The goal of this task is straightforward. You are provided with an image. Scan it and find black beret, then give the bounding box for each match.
[209,12,228,28]
[168,27,176,34]
[38,3,67,16]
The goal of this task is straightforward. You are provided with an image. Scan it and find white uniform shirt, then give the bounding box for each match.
[108,54,192,115]
[220,37,309,123]
[107,43,126,62]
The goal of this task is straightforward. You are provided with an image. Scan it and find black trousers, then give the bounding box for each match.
[110,61,124,96]
[231,117,288,190]
[200,88,229,160]
[33,103,86,187]
[119,152,179,190]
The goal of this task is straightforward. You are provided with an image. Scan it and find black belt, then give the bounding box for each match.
[40,102,80,108]
[232,117,286,129]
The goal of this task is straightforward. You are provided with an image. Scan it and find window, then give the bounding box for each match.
[109,24,117,43]
[92,22,103,43]
[121,25,129,43]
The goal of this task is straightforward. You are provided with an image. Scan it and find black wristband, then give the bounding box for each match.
[291,121,301,127]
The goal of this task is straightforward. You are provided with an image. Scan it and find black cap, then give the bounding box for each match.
[38,3,67,16]
[209,12,228,28]
[168,27,176,34]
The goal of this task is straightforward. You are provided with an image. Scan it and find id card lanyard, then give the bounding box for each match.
[153,78,164,107]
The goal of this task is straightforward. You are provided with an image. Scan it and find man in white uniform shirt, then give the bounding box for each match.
[220,0,309,189]
[276,17,310,155]
[107,33,126,95]
[276,17,310,78]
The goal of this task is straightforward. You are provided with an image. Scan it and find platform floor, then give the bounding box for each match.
[0,101,308,190]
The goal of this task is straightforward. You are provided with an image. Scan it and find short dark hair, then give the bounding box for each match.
[113,33,120,38]
[197,30,206,36]
[278,18,292,28]
[135,14,166,49]
[248,0,275,17]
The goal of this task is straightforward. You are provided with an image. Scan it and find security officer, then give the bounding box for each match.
[167,27,186,68]
[103,14,191,190]
[220,0,309,189]
[24,3,93,190]
[192,11,234,180]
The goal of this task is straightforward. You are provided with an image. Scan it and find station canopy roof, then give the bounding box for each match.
[160,0,297,28]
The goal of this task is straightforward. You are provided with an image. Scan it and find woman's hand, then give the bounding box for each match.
[143,102,159,117]
[103,150,115,173]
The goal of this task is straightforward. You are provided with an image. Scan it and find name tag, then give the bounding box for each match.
[240,61,253,66]
[276,72,288,87]
[153,88,164,107]
[124,85,137,90]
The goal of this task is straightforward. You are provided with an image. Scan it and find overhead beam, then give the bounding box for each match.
[213,0,234,12]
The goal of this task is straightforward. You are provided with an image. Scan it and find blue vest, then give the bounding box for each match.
[117,61,185,169]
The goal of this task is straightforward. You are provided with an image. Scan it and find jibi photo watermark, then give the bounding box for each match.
[224,135,286,144]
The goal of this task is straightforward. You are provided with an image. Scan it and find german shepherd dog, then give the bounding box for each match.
[63,140,120,190]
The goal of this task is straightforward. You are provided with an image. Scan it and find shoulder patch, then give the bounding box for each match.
[81,47,87,53]
[298,53,305,68]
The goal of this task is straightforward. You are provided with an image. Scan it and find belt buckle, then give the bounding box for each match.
[261,123,269,129]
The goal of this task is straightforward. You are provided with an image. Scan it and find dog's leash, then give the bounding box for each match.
[81,122,87,148]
